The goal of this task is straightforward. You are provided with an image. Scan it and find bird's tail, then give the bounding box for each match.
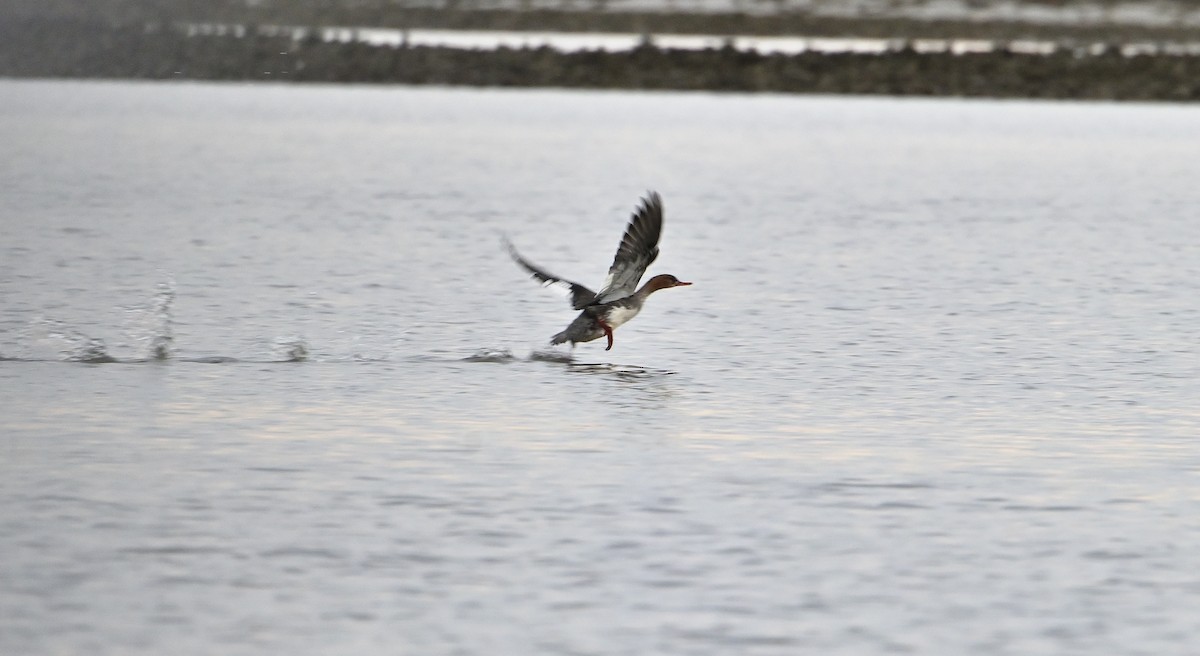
[549,331,569,346]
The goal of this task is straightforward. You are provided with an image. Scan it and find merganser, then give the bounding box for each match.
[506,191,691,351]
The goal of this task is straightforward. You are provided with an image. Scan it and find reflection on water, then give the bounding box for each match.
[566,361,676,380]
[2,80,1199,656]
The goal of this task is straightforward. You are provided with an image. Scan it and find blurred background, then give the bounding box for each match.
[4,0,1200,99]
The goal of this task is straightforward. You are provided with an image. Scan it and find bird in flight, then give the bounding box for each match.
[506,191,691,351]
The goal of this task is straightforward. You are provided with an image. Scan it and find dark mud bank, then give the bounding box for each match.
[4,18,1199,101]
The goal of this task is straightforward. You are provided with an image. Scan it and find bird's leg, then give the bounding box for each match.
[597,318,614,351]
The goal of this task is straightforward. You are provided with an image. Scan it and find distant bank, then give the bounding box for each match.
[3,16,1200,101]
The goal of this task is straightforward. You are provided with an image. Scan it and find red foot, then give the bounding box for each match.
[599,319,614,351]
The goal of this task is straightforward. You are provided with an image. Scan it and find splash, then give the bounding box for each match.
[271,336,309,362]
[122,278,175,361]
[5,279,174,363]
[24,318,117,363]
[463,348,515,363]
[74,337,118,363]
[148,280,175,360]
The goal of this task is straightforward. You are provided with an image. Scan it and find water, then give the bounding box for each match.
[2,79,1199,655]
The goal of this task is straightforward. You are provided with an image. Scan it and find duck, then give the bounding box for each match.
[505,191,691,351]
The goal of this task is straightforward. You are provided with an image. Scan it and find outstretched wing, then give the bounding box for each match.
[592,191,662,304]
[504,236,597,310]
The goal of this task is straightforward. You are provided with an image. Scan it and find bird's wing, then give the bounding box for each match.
[592,191,662,304]
[504,237,597,310]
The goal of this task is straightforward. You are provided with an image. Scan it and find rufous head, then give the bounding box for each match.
[645,274,693,292]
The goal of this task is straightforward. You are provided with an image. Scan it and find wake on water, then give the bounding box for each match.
[1,282,665,374]
[1,280,312,365]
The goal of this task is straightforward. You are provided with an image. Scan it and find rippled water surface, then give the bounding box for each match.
[2,80,1199,655]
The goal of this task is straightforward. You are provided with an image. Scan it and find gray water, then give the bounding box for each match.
[2,79,1199,655]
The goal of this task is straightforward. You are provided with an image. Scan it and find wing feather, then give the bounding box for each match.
[504,237,597,310]
[592,191,663,304]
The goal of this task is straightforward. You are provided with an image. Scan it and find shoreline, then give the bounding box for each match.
[3,17,1199,101]
[225,23,1200,57]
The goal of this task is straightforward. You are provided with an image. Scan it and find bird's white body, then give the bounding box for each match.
[602,305,641,330]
